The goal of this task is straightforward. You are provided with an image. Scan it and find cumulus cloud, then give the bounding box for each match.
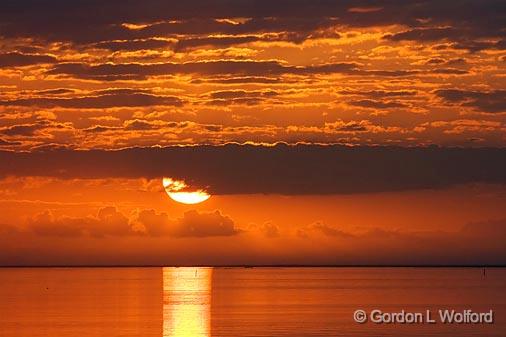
[26,207,241,238]
[175,210,240,237]
[28,207,132,237]
[298,222,355,238]
[134,209,173,236]
[257,222,280,238]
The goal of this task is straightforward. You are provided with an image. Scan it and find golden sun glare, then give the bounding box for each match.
[162,177,211,204]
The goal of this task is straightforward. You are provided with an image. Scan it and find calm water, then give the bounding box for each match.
[0,267,504,337]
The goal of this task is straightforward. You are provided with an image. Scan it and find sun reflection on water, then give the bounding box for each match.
[163,267,212,337]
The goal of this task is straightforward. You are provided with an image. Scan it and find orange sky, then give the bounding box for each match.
[0,176,505,265]
[0,2,504,149]
[0,1,505,265]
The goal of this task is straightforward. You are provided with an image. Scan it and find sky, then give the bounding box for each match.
[0,0,505,265]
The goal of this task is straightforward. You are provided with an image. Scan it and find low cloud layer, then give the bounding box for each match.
[2,211,504,265]
[26,207,240,238]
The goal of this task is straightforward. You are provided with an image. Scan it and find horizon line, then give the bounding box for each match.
[1,264,504,268]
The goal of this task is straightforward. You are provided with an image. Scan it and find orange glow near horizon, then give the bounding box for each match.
[163,177,211,204]
[0,1,504,267]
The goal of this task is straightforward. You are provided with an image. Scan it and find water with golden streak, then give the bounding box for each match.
[0,267,504,336]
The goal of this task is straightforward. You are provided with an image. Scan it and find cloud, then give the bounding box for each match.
[0,123,47,136]
[176,210,240,237]
[348,99,406,109]
[124,119,158,130]
[27,207,241,238]
[133,208,242,237]
[425,58,467,67]
[1,144,505,194]
[34,88,75,95]
[174,36,261,51]
[0,138,23,146]
[209,90,278,100]
[301,222,355,238]
[298,219,506,244]
[0,91,183,108]
[0,2,504,150]
[93,39,174,51]
[294,218,506,264]
[435,89,506,113]
[28,207,132,237]
[194,76,283,84]
[134,209,173,236]
[82,120,188,133]
[385,28,458,42]
[83,125,121,133]
[330,121,368,132]
[0,1,503,47]
[206,89,278,105]
[430,68,468,75]
[259,222,280,238]
[385,26,506,52]
[0,52,56,68]
[46,60,360,80]
[340,89,417,98]
[0,7,342,45]
[352,69,420,77]
[44,60,429,83]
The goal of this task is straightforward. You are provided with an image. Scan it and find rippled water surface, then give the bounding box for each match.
[0,267,504,336]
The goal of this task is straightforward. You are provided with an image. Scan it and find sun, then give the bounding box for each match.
[162,177,211,204]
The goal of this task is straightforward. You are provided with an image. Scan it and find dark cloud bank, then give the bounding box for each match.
[1,144,505,194]
[0,1,504,52]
